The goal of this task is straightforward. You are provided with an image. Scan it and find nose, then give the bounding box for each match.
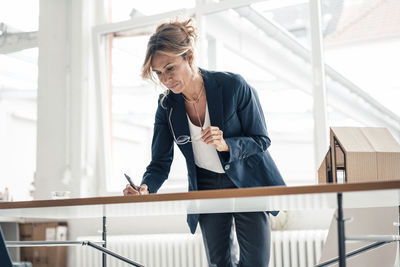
[159,73,166,83]
[160,72,172,85]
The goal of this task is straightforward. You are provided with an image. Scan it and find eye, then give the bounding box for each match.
[155,71,161,75]
[167,66,174,71]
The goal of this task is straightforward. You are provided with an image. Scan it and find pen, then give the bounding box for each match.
[124,173,137,190]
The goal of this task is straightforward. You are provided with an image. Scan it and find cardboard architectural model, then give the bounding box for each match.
[318,127,400,184]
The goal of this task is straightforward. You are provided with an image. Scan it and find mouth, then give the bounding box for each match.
[169,83,179,90]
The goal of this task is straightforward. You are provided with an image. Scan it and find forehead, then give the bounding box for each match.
[151,52,181,70]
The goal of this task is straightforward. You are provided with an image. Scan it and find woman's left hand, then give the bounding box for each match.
[201,126,229,152]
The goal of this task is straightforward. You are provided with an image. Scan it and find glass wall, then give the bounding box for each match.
[322,0,400,117]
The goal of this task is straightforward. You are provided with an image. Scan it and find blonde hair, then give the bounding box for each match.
[141,17,198,107]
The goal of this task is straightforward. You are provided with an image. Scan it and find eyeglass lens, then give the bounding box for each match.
[169,107,192,145]
[176,135,191,144]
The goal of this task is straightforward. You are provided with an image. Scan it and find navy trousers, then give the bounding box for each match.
[196,166,271,267]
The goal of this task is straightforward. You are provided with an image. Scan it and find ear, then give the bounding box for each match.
[185,50,194,66]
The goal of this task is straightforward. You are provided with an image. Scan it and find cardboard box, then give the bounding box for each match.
[318,127,400,183]
[19,222,67,267]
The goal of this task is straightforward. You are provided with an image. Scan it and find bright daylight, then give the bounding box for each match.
[1,0,400,267]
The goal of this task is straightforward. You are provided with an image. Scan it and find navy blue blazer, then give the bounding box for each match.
[141,69,286,233]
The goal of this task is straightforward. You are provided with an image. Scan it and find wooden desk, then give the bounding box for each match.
[1,181,400,267]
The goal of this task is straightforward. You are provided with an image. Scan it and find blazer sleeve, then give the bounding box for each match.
[141,96,174,193]
[224,75,271,163]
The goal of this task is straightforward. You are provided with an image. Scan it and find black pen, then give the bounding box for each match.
[124,173,138,190]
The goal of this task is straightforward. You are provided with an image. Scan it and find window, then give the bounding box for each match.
[97,0,400,192]
[0,51,38,201]
[322,0,400,118]
[107,29,189,192]
[0,1,38,200]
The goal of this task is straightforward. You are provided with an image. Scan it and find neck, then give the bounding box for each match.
[182,72,204,103]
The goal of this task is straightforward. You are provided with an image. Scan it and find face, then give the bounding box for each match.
[151,52,194,94]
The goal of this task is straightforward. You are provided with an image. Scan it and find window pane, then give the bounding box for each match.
[111,0,196,23]
[251,0,311,48]
[204,2,315,185]
[0,1,38,200]
[0,1,39,31]
[108,32,188,192]
[0,48,38,200]
[323,0,400,117]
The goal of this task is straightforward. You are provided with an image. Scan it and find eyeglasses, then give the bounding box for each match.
[169,105,203,145]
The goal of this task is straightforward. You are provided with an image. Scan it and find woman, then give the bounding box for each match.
[123,18,286,267]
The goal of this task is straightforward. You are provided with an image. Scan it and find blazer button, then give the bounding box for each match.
[224,164,230,171]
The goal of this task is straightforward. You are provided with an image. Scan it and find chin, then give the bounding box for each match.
[169,85,183,94]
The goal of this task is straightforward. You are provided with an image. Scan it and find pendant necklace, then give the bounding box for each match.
[182,82,205,129]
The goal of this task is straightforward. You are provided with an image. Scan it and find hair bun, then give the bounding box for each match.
[178,18,197,43]
[142,16,199,83]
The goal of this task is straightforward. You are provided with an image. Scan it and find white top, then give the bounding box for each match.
[187,103,225,173]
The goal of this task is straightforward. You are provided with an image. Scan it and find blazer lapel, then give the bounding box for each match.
[168,94,195,163]
[202,69,224,131]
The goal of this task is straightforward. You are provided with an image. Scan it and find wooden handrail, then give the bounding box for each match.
[1,180,399,210]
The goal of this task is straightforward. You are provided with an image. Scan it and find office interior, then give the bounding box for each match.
[1,0,400,266]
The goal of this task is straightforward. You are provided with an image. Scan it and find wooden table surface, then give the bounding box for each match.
[0,180,399,219]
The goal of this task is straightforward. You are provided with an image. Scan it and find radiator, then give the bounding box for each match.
[270,230,328,267]
[75,230,327,267]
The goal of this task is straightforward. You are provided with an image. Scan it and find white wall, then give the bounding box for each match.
[34,0,100,199]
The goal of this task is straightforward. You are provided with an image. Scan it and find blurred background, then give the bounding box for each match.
[1,0,399,200]
[1,1,400,266]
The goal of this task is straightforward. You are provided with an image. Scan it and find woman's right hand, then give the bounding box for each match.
[123,184,149,196]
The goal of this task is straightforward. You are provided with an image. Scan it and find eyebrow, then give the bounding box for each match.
[153,62,173,72]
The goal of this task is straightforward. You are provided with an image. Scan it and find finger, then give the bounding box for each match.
[126,184,139,195]
[126,184,134,190]
[140,184,148,191]
[201,126,218,137]
[203,130,223,144]
[204,134,221,144]
[201,127,220,142]
[123,188,134,196]
[201,126,212,134]
[206,137,222,146]
[139,184,149,195]
[200,128,211,140]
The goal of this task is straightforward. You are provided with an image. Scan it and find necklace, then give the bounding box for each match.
[182,82,205,104]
